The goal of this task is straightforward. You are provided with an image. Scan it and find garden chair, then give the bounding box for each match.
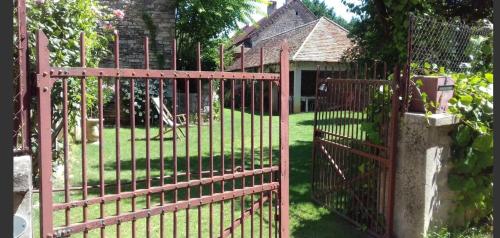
[151,97,186,139]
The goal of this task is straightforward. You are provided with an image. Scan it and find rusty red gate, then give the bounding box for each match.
[35,30,290,238]
[311,63,401,237]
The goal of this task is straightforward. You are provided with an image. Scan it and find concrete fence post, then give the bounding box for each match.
[394,112,460,238]
[14,155,33,238]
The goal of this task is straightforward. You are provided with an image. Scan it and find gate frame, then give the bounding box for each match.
[35,30,291,238]
[311,64,403,238]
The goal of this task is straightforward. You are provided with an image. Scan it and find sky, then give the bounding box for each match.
[251,0,361,22]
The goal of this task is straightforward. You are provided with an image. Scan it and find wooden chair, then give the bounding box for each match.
[151,97,187,139]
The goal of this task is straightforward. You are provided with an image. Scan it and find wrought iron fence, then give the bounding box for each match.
[35,30,291,238]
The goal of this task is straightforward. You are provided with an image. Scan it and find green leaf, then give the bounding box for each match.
[416,79,423,87]
[448,174,462,190]
[358,163,365,173]
[470,76,481,84]
[472,134,493,152]
[459,95,473,105]
[455,125,473,146]
[485,73,493,83]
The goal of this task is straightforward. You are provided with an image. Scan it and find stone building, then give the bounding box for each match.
[232,0,317,49]
[230,0,353,113]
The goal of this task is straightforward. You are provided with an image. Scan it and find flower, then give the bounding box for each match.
[102,22,114,31]
[113,9,125,20]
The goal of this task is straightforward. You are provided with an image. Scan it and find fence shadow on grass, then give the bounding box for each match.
[287,140,370,238]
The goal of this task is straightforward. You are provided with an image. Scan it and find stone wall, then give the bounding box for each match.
[394,113,460,238]
[250,1,316,45]
[99,0,176,70]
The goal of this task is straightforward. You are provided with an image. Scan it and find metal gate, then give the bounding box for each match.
[36,30,290,238]
[311,63,400,237]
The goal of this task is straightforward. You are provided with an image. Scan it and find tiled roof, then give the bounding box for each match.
[228,17,353,71]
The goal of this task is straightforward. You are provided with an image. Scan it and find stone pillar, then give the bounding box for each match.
[394,113,460,238]
[13,155,32,238]
[293,67,301,113]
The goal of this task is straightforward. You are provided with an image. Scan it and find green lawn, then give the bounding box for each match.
[33,109,368,238]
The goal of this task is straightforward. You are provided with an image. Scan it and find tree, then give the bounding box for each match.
[342,0,428,64]
[175,0,268,70]
[343,0,493,64]
[302,0,351,30]
[432,0,493,24]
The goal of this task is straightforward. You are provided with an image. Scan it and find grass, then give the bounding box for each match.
[33,109,369,238]
[425,226,492,238]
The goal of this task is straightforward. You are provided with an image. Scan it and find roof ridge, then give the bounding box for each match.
[257,18,320,43]
[319,16,350,33]
[292,18,322,60]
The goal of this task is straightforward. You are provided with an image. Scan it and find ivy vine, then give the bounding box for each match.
[142,12,166,69]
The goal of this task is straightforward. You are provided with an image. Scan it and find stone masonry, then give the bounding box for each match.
[99,0,176,70]
[249,0,316,45]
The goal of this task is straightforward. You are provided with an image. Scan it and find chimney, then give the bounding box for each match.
[267,1,277,15]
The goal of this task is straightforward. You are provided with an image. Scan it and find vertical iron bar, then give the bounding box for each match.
[268,76,273,238]
[63,78,70,227]
[386,65,400,238]
[98,75,105,238]
[209,65,214,238]
[185,63,191,238]
[17,0,30,150]
[259,48,264,238]
[278,42,290,238]
[130,72,136,238]
[250,52,256,238]
[172,39,178,238]
[144,37,152,238]
[159,77,165,238]
[80,32,89,238]
[231,65,236,238]
[197,42,203,238]
[240,45,246,238]
[114,31,121,238]
[36,30,54,238]
[219,44,225,238]
[311,65,320,205]
[339,65,346,210]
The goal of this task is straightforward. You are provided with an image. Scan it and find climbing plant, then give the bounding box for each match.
[26,0,120,177]
[27,0,118,128]
[447,71,493,226]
